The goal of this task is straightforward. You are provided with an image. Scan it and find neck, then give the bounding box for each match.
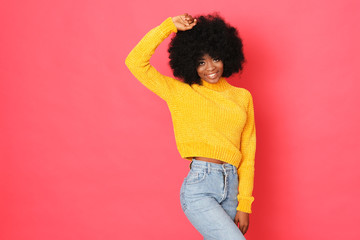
[200,77,232,91]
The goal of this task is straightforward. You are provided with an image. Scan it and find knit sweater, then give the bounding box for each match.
[125,17,256,213]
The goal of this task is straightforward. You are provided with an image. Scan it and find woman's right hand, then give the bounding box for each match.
[172,13,197,31]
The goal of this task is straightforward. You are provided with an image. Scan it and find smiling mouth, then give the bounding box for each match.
[206,72,219,79]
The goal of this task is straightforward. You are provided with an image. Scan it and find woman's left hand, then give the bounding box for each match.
[234,211,249,235]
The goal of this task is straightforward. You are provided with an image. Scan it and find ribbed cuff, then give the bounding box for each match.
[236,196,254,213]
[159,17,178,35]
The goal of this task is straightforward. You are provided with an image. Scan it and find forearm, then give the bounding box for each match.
[236,91,256,213]
[237,166,255,213]
[125,17,179,101]
[125,17,177,72]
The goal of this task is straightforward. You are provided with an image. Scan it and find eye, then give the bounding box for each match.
[198,61,205,66]
[213,58,221,62]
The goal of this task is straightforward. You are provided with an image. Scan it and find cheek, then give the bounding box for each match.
[217,62,224,73]
[197,66,205,76]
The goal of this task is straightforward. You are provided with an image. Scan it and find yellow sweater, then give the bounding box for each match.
[125,17,256,213]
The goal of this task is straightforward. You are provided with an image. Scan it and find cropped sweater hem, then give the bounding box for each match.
[178,142,242,167]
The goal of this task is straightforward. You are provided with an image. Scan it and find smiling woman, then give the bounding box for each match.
[196,54,224,84]
[125,13,256,240]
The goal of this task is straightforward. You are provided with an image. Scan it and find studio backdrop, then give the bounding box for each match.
[1,0,359,239]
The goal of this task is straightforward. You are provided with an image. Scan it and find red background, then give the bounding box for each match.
[1,0,359,239]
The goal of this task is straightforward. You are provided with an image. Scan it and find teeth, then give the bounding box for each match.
[208,73,217,78]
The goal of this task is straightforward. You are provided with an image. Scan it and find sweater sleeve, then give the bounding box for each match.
[236,90,256,213]
[125,17,186,102]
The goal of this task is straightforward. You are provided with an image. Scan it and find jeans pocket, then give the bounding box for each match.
[185,169,207,185]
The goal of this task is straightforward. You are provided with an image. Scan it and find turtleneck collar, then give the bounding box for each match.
[199,77,232,91]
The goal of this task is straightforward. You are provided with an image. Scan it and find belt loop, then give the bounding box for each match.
[207,162,211,174]
[234,165,237,174]
[221,164,226,173]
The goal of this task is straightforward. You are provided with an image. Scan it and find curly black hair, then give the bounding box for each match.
[168,13,245,86]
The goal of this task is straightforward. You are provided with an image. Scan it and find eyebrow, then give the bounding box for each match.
[198,56,220,61]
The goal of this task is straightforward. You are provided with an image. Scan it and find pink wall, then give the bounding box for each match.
[1,0,359,239]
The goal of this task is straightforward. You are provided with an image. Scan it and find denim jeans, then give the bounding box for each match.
[180,158,246,240]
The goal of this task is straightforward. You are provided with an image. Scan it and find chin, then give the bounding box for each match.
[206,77,220,83]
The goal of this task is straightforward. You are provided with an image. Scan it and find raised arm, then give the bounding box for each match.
[125,14,196,102]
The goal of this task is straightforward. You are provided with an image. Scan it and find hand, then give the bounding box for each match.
[234,211,249,235]
[172,13,197,31]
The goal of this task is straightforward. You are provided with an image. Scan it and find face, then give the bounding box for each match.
[196,54,224,84]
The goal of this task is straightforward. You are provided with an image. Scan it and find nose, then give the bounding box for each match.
[206,61,216,71]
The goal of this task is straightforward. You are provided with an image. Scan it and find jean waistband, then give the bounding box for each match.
[190,158,237,174]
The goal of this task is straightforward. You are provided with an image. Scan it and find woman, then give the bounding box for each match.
[125,13,256,240]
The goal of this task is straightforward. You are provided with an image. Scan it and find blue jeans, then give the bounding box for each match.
[180,158,246,240]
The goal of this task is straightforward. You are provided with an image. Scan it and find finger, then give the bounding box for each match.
[182,22,195,29]
[186,15,195,23]
[184,13,196,25]
[183,19,196,30]
[180,16,189,26]
[242,225,248,235]
[184,13,190,20]
[184,14,192,22]
[184,24,195,30]
[239,224,243,233]
[234,218,239,226]
[189,19,197,26]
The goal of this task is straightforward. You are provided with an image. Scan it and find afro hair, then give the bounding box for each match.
[168,13,245,86]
